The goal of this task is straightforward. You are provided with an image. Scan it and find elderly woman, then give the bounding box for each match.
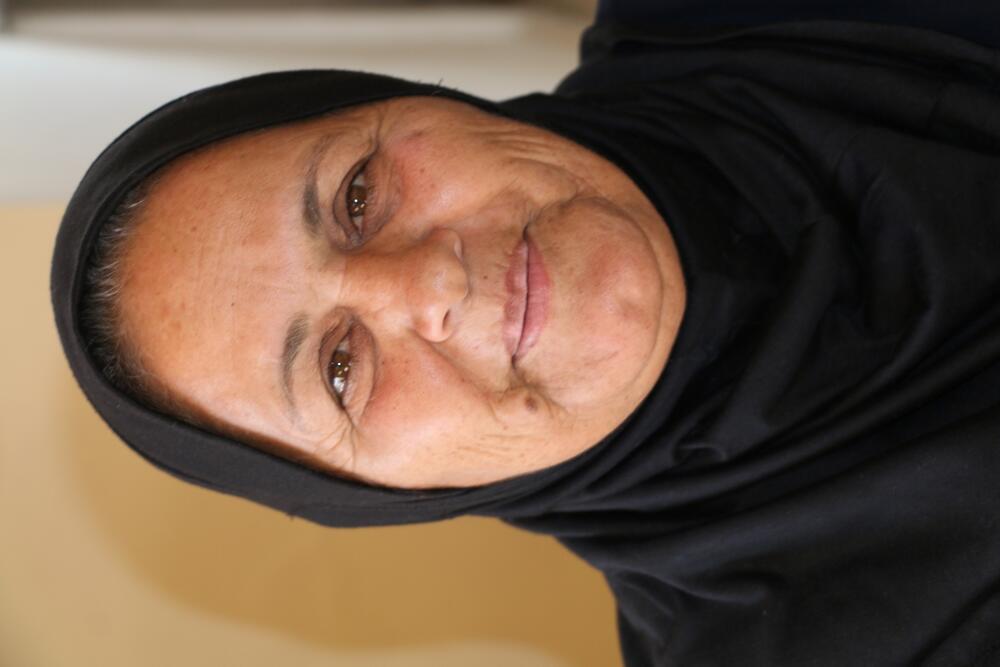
[52,2,1000,665]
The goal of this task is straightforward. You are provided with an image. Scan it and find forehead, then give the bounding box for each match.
[153,97,395,187]
[116,112,340,422]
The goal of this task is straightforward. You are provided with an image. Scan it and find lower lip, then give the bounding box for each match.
[514,235,550,361]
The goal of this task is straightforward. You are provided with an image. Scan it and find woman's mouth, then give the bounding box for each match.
[503,231,550,361]
[503,238,528,357]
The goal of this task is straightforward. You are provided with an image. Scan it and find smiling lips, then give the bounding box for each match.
[504,231,551,361]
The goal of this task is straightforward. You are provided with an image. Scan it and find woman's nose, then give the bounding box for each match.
[349,227,469,342]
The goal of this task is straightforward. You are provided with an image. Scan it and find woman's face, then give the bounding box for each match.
[119,96,686,489]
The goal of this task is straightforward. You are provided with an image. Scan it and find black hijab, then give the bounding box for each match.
[52,19,1000,667]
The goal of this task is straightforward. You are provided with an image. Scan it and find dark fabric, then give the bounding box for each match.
[495,19,1000,667]
[597,0,1000,50]
[51,17,1000,667]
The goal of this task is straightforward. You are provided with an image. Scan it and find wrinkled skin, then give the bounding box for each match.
[119,96,686,489]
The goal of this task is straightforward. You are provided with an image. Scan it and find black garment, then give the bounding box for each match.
[52,18,1000,667]
[499,18,1000,666]
[597,0,1000,50]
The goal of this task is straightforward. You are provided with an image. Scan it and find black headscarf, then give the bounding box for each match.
[52,18,1000,667]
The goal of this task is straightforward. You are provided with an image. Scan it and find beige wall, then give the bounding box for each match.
[0,205,619,667]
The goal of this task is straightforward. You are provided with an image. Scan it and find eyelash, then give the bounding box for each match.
[341,162,375,246]
[323,161,375,408]
[327,325,356,409]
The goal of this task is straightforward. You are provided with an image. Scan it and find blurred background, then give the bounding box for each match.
[0,1,621,666]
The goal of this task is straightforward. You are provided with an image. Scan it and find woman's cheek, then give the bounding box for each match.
[390,133,495,224]
[356,349,466,465]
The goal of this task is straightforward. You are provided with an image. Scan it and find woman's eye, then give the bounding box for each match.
[346,170,369,236]
[327,336,353,407]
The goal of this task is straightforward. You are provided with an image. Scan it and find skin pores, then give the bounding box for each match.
[118,96,687,489]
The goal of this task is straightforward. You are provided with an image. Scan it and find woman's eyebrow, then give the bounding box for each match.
[301,133,337,237]
[285,133,347,421]
[280,312,310,414]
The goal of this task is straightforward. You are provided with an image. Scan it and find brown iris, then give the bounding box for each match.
[347,183,367,219]
[328,347,352,400]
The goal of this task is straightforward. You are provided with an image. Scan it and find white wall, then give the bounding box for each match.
[0,3,595,203]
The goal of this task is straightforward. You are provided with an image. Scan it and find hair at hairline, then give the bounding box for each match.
[80,172,207,427]
[78,167,363,478]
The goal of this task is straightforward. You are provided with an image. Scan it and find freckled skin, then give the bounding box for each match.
[119,97,687,489]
